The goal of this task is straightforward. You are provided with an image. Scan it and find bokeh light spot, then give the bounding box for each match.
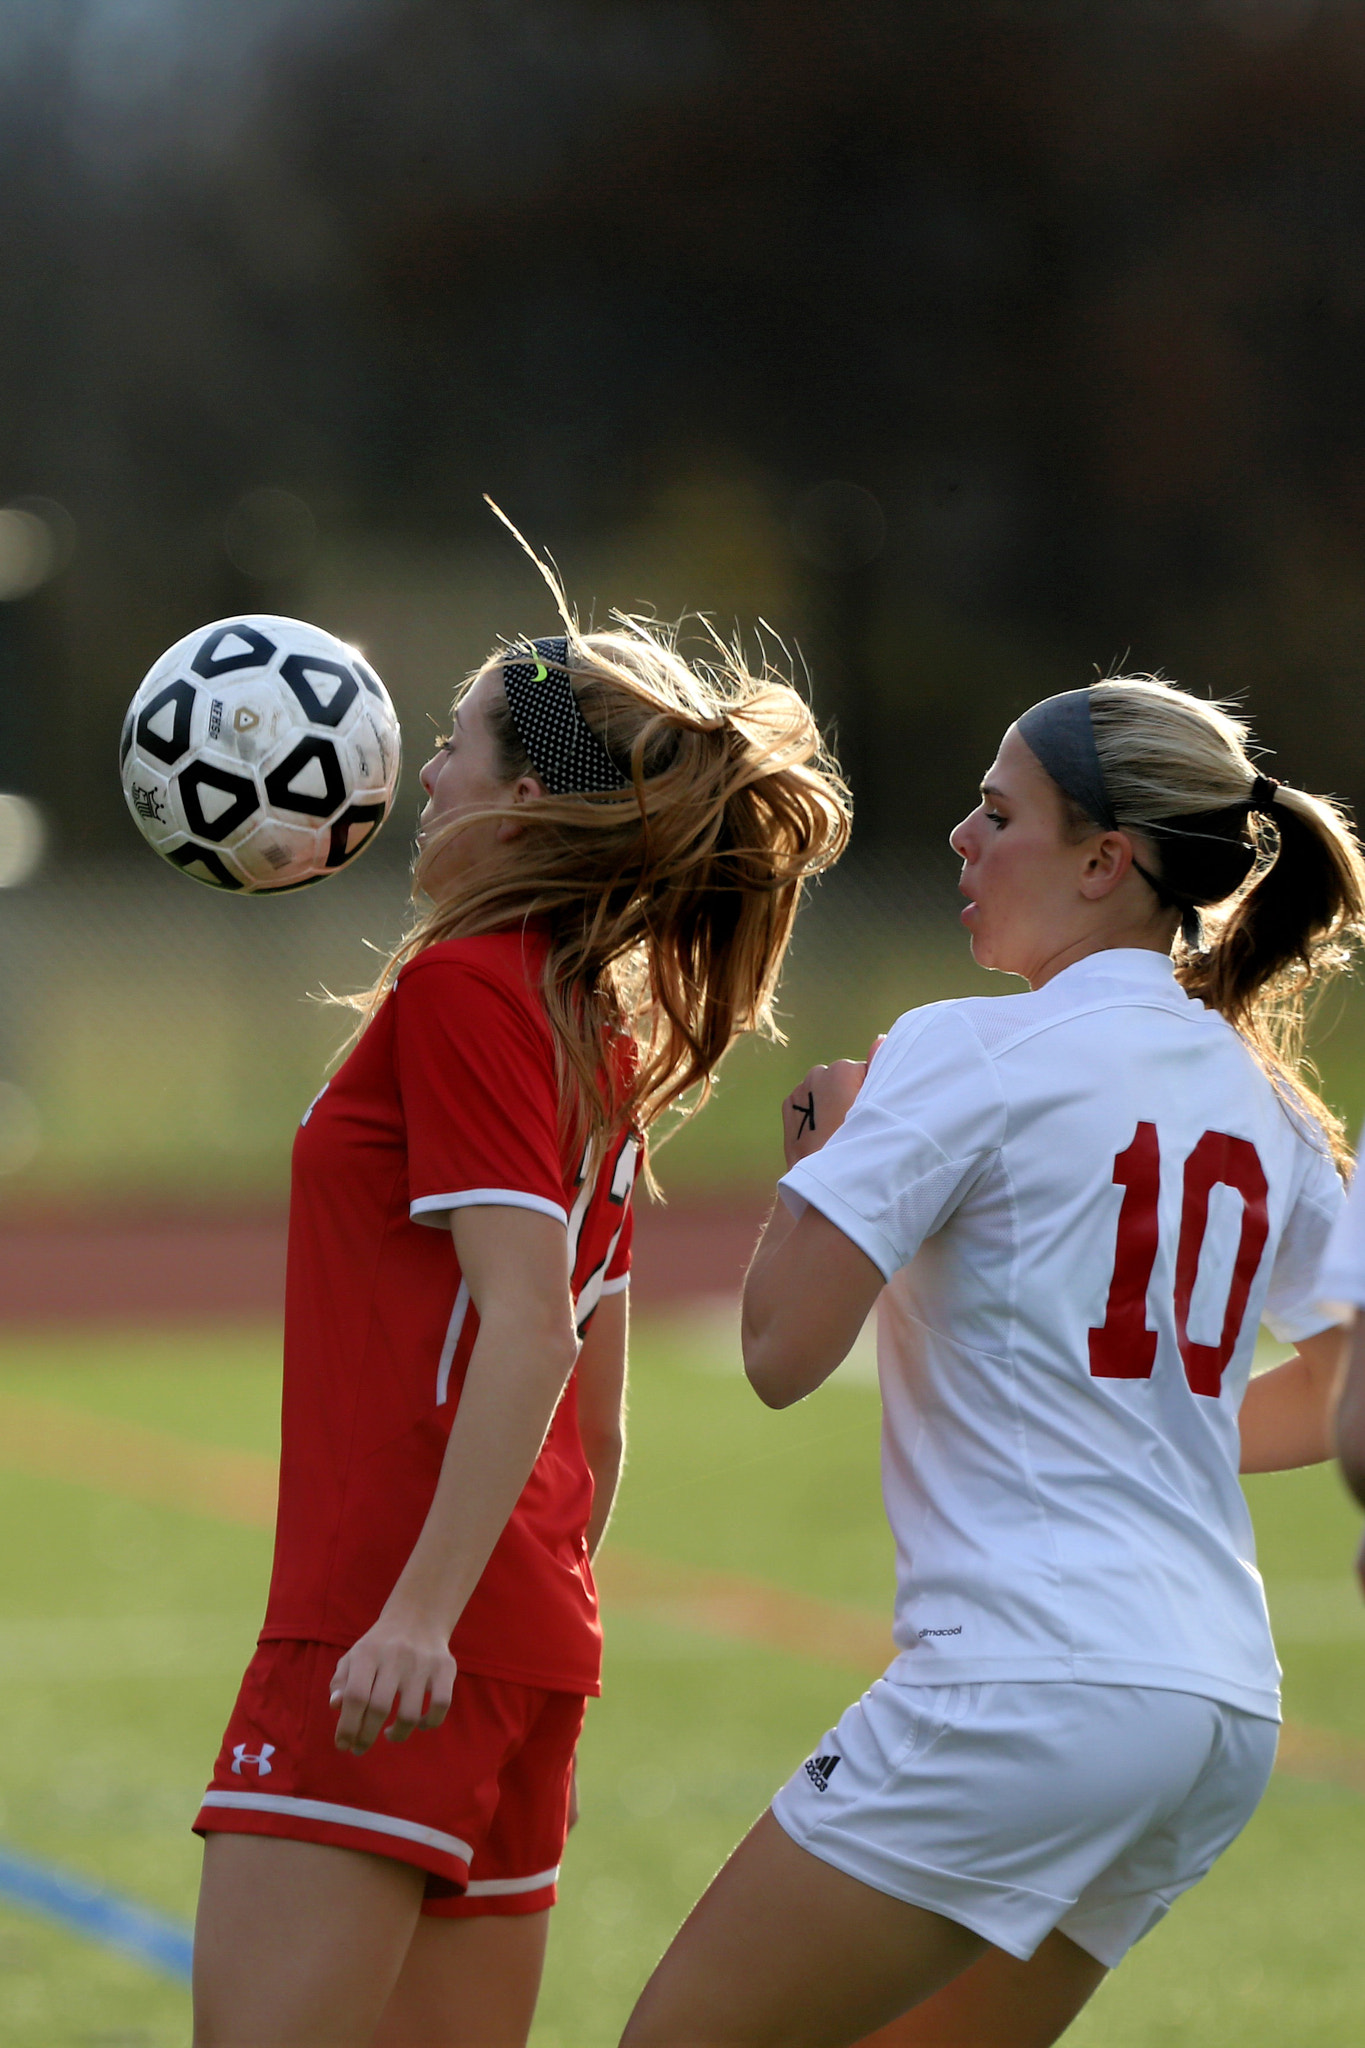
[0,795,46,887]
[0,509,58,601]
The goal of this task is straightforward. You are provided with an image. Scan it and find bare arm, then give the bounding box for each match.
[1335,1315,1365,1510]
[330,1206,578,1754]
[1238,1326,1346,1474]
[577,1286,629,1555]
[742,1054,886,1409]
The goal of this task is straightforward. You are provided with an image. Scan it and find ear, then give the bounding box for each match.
[494,773,547,842]
[1078,830,1136,902]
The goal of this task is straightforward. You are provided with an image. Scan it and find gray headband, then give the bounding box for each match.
[502,637,629,797]
[1015,688,1117,830]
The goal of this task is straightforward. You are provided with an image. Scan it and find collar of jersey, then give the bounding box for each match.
[1043,947,1180,995]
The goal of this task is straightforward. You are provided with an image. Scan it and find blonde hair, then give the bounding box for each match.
[347,606,850,1179]
[1076,677,1365,1165]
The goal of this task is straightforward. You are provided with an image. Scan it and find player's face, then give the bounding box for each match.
[950,726,1096,982]
[417,668,535,890]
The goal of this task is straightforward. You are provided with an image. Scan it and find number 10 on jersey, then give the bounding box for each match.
[1089,1123,1270,1397]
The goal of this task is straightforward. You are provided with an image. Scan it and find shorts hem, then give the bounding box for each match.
[771,1798,1066,1964]
[193,1799,469,1891]
[1055,1892,1172,1970]
[423,1883,558,1919]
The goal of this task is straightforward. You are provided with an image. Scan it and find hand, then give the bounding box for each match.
[329,1614,458,1755]
[782,1037,885,1169]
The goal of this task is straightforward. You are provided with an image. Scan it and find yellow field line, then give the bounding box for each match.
[1,1389,1361,1794]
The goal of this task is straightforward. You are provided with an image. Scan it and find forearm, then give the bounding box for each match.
[1239,1331,1344,1473]
[584,1429,624,1556]
[742,1199,882,1409]
[740,1198,798,1380]
[577,1288,629,1557]
[385,1307,578,1634]
[1335,1318,1365,1509]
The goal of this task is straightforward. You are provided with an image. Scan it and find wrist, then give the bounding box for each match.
[379,1572,468,1643]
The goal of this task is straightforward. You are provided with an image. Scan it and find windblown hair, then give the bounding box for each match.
[348,605,850,1179]
[1067,677,1365,1166]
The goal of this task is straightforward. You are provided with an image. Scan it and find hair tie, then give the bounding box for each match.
[1247,774,1281,816]
[502,637,629,797]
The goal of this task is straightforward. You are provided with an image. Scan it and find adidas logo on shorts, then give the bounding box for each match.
[803,1752,841,1793]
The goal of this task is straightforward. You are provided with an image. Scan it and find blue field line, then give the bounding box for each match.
[0,1842,193,1982]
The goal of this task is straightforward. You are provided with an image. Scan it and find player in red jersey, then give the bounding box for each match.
[191,599,850,2047]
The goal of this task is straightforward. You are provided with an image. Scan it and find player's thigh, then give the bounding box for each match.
[621,1810,986,2048]
[851,1930,1107,2048]
[373,1908,550,2048]
[193,1831,426,2048]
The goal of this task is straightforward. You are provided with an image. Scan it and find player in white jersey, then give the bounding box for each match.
[622,678,1365,2048]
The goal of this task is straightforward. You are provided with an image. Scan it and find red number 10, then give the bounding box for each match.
[1088,1123,1270,1397]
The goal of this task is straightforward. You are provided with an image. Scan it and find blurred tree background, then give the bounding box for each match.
[6,0,1365,1194]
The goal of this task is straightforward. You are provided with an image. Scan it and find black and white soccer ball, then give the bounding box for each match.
[119,616,402,891]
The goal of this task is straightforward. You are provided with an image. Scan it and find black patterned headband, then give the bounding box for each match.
[501,636,629,796]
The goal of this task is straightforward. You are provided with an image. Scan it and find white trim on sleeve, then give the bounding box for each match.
[599,1274,630,1296]
[199,1791,472,1864]
[436,1279,471,1406]
[464,1865,560,1897]
[410,1189,569,1229]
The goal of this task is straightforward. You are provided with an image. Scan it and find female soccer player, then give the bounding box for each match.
[622,677,1364,2048]
[190,615,849,2048]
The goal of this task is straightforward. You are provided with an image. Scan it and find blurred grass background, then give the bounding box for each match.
[4,861,1365,1206]
[0,1317,1362,2047]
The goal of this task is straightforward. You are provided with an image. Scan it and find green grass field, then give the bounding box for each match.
[1,1317,1364,2046]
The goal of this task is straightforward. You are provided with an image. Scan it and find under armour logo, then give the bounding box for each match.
[231,1743,275,1775]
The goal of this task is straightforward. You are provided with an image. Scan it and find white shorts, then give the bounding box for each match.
[771,1677,1277,1968]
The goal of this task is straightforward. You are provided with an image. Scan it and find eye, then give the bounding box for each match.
[984,806,1007,830]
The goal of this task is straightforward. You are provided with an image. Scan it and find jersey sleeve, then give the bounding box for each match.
[1311,1129,1365,1316]
[1263,1136,1347,1338]
[394,954,568,1230]
[778,1005,1007,1280]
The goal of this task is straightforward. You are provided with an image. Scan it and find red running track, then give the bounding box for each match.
[0,1198,771,1326]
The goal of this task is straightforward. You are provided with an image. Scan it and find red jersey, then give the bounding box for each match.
[261,928,638,1695]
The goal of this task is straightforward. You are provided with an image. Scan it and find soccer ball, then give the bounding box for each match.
[119,616,402,891]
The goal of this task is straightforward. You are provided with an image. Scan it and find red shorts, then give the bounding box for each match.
[194,1639,586,1917]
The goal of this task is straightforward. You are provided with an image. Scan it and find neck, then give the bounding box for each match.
[1024,921,1176,991]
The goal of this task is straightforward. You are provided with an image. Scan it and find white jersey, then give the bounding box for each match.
[780,949,1342,1720]
[1318,1128,1365,1310]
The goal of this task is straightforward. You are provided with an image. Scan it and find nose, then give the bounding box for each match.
[419,754,440,797]
[949,812,975,859]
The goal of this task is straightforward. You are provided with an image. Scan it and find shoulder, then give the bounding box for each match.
[874,992,1030,1076]
[861,1000,1008,1137]
[397,931,547,1014]
[393,932,554,1059]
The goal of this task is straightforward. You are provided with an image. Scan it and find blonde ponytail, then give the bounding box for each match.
[1086,678,1365,1166]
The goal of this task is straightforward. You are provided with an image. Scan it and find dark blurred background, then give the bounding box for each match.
[6,0,1365,1198]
